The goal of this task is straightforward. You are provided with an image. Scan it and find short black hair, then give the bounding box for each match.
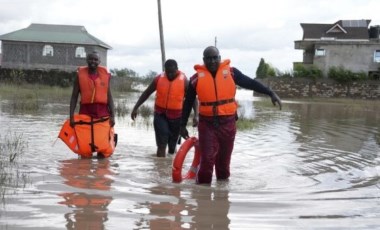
[203,46,219,57]
[164,59,178,69]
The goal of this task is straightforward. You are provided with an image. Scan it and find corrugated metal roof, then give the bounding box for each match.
[341,19,368,27]
[300,19,371,40]
[0,23,112,49]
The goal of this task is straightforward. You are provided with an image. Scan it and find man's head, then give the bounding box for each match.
[86,51,101,71]
[164,59,179,81]
[203,46,221,74]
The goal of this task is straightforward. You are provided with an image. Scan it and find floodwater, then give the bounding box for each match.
[0,90,380,230]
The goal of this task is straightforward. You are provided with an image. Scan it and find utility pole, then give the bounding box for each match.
[215,36,217,47]
[157,0,166,71]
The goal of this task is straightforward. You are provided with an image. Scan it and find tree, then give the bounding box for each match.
[256,58,276,78]
[256,58,267,79]
[110,68,139,78]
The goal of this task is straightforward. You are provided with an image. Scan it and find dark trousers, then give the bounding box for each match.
[196,116,236,184]
[153,113,181,153]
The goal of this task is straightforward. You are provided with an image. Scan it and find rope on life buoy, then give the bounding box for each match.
[172,136,201,183]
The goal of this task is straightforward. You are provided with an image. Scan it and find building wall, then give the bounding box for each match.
[314,41,380,75]
[1,41,108,72]
[297,40,380,77]
[257,78,380,99]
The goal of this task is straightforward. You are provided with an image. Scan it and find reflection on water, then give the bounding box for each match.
[0,91,380,229]
[190,186,230,230]
[59,159,114,190]
[132,155,231,229]
[58,159,114,230]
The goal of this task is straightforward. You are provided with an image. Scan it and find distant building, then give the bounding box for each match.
[294,19,380,77]
[0,23,111,72]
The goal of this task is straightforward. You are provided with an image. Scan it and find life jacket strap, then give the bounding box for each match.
[74,117,109,125]
[200,98,235,106]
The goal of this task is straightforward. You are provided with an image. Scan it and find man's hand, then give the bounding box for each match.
[271,92,282,110]
[69,117,75,128]
[180,126,189,139]
[131,109,137,121]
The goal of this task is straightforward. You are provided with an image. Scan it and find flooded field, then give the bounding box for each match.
[0,90,379,229]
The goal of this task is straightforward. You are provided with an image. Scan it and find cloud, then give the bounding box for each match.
[1,0,380,77]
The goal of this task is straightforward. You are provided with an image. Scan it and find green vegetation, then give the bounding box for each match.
[256,58,276,79]
[0,68,75,87]
[328,66,368,83]
[139,105,153,118]
[236,116,258,130]
[109,67,156,93]
[115,99,130,117]
[293,63,323,80]
[0,68,158,113]
[0,131,29,204]
[255,57,376,83]
[0,67,156,91]
[110,68,139,78]
[0,83,72,113]
[0,83,71,99]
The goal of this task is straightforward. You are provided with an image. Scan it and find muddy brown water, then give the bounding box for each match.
[0,90,379,229]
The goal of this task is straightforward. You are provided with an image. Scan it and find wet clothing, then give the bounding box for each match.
[197,115,236,183]
[154,105,182,119]
[77,66,111,119]
[79,103,110,119]
[181,63,274,183]
[154,113,181,154]
[70,65,115,158]
[153,72,187,153]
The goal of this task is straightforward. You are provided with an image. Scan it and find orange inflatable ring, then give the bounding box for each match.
[172,136,201,183]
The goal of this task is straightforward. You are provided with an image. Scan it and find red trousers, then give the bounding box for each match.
[196,116,236,184]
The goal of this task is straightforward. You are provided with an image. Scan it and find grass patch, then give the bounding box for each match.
[0,83,72,113]
[139,105,153,118]
[115,99,130,117]
[0,131,29,205]
[0,82,140,114]
[236,117,258,130]
[0,83,72,101]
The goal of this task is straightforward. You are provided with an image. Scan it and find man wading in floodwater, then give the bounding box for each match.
[131,59,198,157]
[180,46,282,184]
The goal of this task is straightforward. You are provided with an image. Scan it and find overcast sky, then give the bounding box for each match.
[1,0,380,77]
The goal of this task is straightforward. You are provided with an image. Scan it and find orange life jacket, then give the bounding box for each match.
[155,71,186,110]
[195,59,237,116]
[78,66,109,104]
[58,114,115,158]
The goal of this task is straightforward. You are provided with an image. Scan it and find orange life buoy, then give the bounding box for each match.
[172,136,201,183]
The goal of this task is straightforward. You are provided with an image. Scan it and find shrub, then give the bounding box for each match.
[328,66,368,83]
[256,58,276,78]
[293,64,323,80]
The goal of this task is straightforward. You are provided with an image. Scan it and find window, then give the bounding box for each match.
[374,50,380,62]
[315,48,325,56]
[75,47,86,58]
[43,45,54,56]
